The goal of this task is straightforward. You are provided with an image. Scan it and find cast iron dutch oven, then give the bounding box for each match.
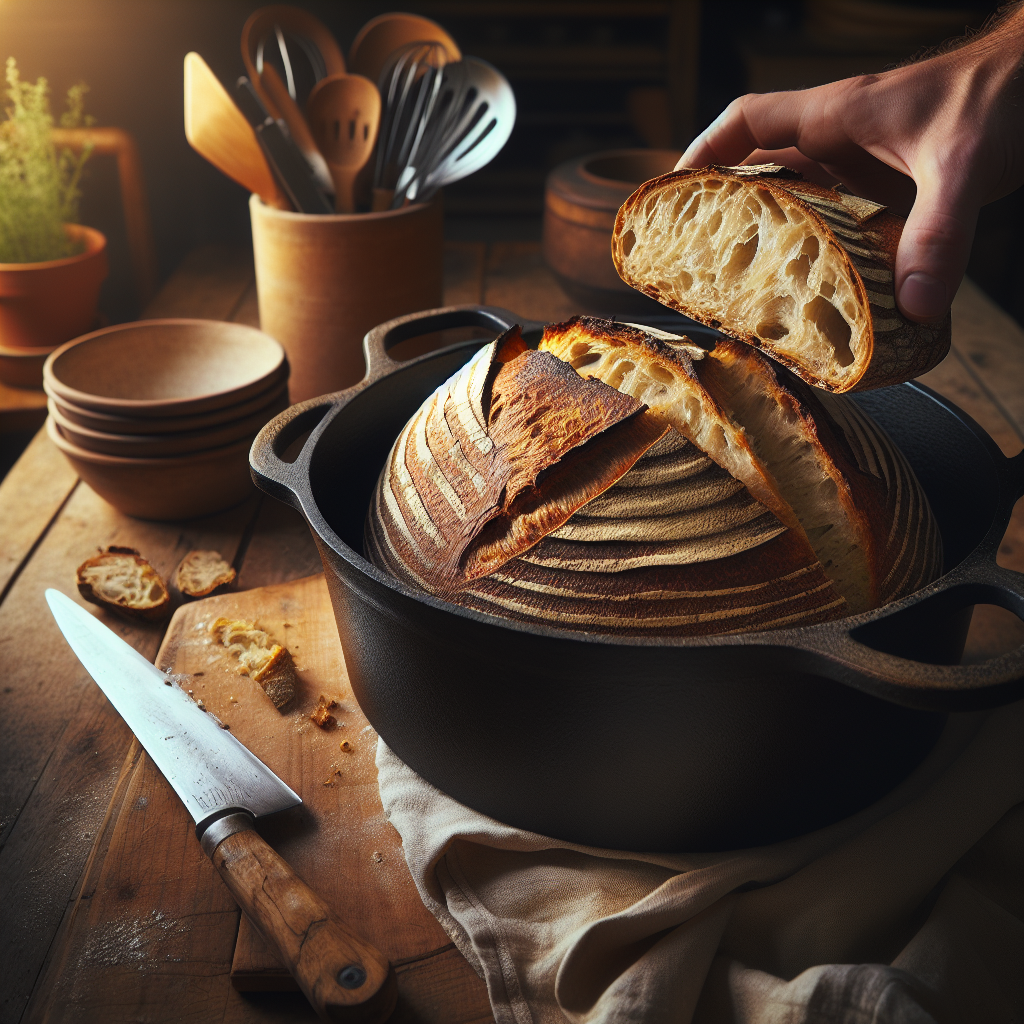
[251,305,1024,852]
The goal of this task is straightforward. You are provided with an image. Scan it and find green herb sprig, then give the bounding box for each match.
[0,57,94,264]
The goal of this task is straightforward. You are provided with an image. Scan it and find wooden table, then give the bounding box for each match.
[1,242,1022,1024]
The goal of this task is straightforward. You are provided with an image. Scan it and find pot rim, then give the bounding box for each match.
[249,192,438,224]
[0,223,106,272]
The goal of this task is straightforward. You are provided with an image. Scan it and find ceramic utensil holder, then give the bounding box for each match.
[249,195,444,402]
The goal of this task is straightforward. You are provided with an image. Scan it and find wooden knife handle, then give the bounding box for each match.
[203,813,396,1022]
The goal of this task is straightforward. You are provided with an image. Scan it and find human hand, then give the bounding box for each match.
[679,6,1024,324]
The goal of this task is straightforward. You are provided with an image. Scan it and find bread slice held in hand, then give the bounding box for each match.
[209,618,296,710]
[175,549,236,598]
[612,164,951,393]
[76,546,171,621]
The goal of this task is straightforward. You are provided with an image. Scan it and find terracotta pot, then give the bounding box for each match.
[250,194,444,402]
[0,341,58,389]
[543,149,680,314]
[0,224,108,349]
[44,318,287,418]
[46,415,254,521]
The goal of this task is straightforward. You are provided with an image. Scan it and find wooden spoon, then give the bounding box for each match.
[347,12,460,86]
[306,74,381,214]
[183,51,289,210]
[259,63,334,195]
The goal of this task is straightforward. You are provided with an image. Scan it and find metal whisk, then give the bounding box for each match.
[373,41,449,203]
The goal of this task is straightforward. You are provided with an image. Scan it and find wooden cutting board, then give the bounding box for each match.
[155,573,484,1000]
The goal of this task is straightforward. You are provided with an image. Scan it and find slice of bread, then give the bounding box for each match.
[175,550,236,598]
[76,546,170,621]
[612,164,951,393]
[209,617,296,710]
[540,317,942,614]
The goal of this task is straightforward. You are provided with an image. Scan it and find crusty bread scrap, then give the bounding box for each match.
[175,550,236,597]
[76,546,170,621]
[209,617,296,710]
[612,164,951,393]
[366,318,942,637]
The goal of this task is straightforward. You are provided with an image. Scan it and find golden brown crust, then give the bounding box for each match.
[368,326,669,597]
[612,165,951,393]
[76,546,171,622]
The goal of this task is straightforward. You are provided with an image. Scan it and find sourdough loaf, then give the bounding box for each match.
[611,164,951,393]
[365,320,941,636]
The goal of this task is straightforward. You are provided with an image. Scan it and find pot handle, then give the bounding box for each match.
[250,396,337,511]
[361,304,541,382]
[251,304,539,510]
[779,448,1024,711]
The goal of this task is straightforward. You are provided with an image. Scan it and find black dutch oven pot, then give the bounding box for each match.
[251,305,1024,852]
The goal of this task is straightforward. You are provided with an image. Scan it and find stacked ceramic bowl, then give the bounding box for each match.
[43,319,288,520]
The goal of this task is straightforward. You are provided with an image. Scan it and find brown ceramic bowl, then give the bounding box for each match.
[46,416,254,520]
[48,377,289,436]
[43,319,287,418]
[48,391,288,458]
[0,341,58,389]
[543,148,681,314]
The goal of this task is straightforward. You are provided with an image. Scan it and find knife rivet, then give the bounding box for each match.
[337,965,366,989]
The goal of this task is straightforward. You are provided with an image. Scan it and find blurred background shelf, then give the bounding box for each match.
[0,0,1018,327]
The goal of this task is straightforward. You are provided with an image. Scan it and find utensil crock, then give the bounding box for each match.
[249,195,443,403]
[251,305,1024,852]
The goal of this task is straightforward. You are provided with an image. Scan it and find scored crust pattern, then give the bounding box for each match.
[611,165,951,393]
[365,316,940,637]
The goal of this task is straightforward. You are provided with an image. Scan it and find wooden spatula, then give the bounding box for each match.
[306,74,381,214]
[183,52,289,210]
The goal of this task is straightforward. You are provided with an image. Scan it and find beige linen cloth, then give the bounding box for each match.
[376,700,1023,1024]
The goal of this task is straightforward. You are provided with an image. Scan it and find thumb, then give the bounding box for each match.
[896,171,978,324]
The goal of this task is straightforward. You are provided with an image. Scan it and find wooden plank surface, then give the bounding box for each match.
[27,576,491,1024]
[1,240,1022,1024]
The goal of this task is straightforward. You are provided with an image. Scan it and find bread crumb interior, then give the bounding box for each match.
[618,179,865,383]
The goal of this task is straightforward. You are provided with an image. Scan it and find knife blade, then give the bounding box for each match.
[45,589,396,1023]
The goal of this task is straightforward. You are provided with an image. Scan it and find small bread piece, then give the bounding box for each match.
[76,546,170,621]
[209,617,296,710]
[310,694,338,729]
[612,164,951,393]
[175,550,236,597]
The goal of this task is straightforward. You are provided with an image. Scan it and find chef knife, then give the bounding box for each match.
[45,589,396,1023]
[234,76,334,214]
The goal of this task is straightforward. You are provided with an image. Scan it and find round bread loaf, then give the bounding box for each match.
[365,318,943,636]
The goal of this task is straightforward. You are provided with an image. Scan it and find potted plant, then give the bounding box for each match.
[0,57,108,386]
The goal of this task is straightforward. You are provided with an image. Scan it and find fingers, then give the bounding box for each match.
[895,169,978,323]
[679,90,820,169]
